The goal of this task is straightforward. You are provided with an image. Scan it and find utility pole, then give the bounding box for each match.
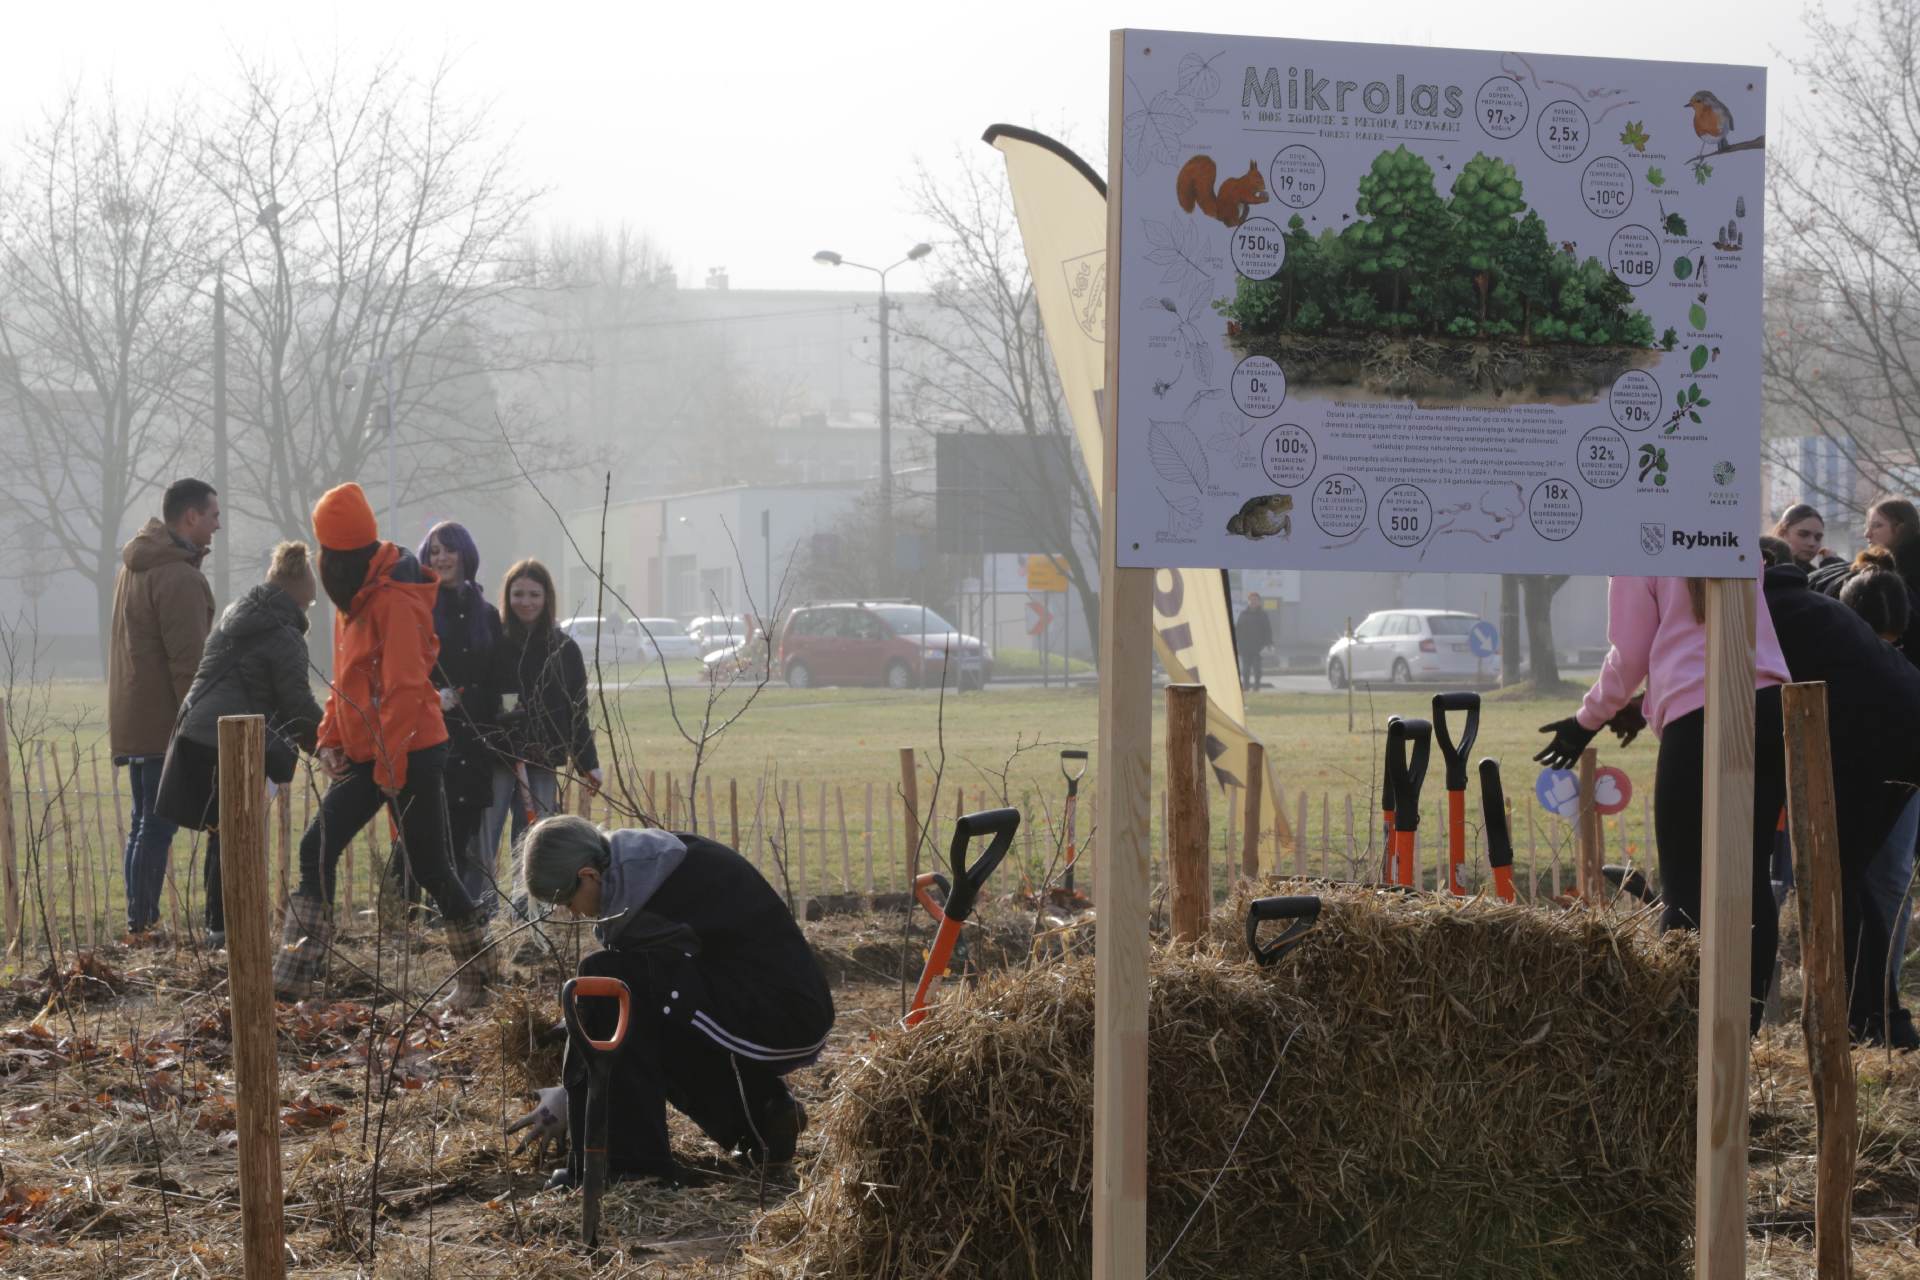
[213,280,229,607]
[877,281,892,565]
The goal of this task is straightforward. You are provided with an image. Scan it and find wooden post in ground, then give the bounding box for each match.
[1166,685,1209,946]
[0,702,16,960]
[88,750,113,948]
[1223,789,1236,886]
[899,749,920,891]
[1577,748,1601,902]
[729,778,740,849]
[704,775,715,838]
[836,785,851,892]
[1781,682,1855,1280]
[1697,577,1758,1280]
[1240,742,1263,878]
[274,784,292,923]
[864,783,875,893]
[1295,790,1309,877]
[794,784,808,901]
[216,715,286,1280]
[71,743,96,950]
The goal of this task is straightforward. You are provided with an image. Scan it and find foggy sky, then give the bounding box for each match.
[0,0,1829,293]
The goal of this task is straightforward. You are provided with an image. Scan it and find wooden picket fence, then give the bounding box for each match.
[0,729,1657,960]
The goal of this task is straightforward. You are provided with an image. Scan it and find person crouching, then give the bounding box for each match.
[508,815,833,1185]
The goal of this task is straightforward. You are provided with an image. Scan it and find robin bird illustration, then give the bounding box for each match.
[1685,91,1734,160]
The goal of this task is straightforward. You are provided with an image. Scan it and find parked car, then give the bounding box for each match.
[1326,610,1490,688]
[633,617,703,661]
[777,602,993,690]
[688,614,749,654]
[559,615,647,668]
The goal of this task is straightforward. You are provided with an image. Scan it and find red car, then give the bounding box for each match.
[777,602,993,690]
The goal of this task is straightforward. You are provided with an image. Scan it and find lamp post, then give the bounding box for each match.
[812,243,931,584]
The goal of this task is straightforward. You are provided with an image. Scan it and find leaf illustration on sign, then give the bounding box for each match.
[1140,217,1211,289]
[1690,344,1709,372]
[1148,421,1210,489]
[1125,90,1196,173]
[1158,487,1203,534]
[1177,52,1226,101]
[1689,303,1707,330]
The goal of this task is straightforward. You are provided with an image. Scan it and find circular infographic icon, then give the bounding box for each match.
[1578,427,1630,490]
[1311,473,1366,538]
[1607,224,1661,288]
[1610,369,1662,431]
[1377,483,1432,549]
[1231,355,1287,418]
[1229,217,1287,281]
[1592,765,1633,816]
[1537,99,1590,163]
[1268,144,1325,209]
[1259,423,1316,488]
[1529,478,1583,541]
[1581,156,1633,219]
[1476,76,1529,140]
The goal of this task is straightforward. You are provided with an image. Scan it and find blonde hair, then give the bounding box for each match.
[268,540,313,586]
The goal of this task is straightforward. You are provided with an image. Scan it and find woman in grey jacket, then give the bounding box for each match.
[156,542,325,946]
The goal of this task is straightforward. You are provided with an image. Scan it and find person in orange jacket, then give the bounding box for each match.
[272,482,497,1010]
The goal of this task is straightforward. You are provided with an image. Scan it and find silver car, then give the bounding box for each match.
[1326,609,1492,688]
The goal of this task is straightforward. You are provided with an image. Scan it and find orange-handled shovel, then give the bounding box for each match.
[1433,693,1482,896]
[1478,758,1517,902]
[1384,718,1432,888]
[906,808,1020,1028]
[562,975,632,1247]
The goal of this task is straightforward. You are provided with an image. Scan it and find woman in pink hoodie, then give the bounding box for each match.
[1535,575,1789,1034]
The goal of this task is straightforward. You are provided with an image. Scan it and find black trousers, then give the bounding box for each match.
[293,744,476,921]
[1654,687,1785,1035]
[564,945,832,1178]
[1240,649,1263,688]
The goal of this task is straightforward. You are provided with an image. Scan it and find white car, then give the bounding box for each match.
[559,615,647,668]
[1326,610,1493,688]
[687,614,748,654]
[633,617,703,661]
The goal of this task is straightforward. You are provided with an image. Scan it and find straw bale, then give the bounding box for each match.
[758,881,1699,1278]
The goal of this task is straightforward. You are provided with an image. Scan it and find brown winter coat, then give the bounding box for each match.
[108,519,215,757]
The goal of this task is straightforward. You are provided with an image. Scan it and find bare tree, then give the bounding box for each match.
[1764,0,1920,509]
[193,53,561,546]
[0,90,213,662]
[895,151,1104,649]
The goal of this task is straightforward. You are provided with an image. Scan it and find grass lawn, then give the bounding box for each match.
[6,674,1646,948]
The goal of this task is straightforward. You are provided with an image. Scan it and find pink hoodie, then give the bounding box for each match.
[1576,576,1789,740]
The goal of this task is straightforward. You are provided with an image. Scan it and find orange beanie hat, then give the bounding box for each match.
[312,483,380,551]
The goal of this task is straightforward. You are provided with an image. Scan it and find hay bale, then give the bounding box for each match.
[759,882,1698,1279]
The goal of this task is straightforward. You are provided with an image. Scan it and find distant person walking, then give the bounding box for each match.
[109,478,220,938]
[1236,591,1272,691]
[156,542,325,948]
[274,483,496,1010]
[479,558,600,925]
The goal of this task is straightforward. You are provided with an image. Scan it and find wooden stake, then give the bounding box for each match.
[729,777,740,849]
[864,782,875,893]
[836,785,850,893]
[899,749,920,892]
[0,702,16,960]
[1577,748,1602,903]
[88,749,112,950]
[1696,576,1758,1280]
[1166,685,1209,946]
[1240,741,1263,879]
[1295,789,1309,877]
[274,783,292,921]
[705,775,715,838]
[1223,788,1236,884]
[71,744,96,950]
[1342,794,1353,881]
[748,778,766,872]
[794,784,807,900]
[1321,793,1330,878]
[1781,682,1855,1280]
[818,781,831,892]
[215,715,287,1280]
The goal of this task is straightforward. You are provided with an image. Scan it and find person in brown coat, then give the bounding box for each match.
[109,478,219,936]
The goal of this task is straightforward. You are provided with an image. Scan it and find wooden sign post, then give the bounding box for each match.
[217,714,287,1280]
[1166,684,1209,945]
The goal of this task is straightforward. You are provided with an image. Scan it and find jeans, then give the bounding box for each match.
[1239,649,1264,689]
[293,744,477,922]
[480,763,561,919]
[121,756,177,933]
[1864,792,1920,1018]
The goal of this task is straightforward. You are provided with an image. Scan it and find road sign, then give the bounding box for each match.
[1027,554,1069,593]
[1027,599,1055,636]
[1468,621,1500,658]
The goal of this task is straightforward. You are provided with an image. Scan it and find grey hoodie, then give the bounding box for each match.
[593,828,692,950]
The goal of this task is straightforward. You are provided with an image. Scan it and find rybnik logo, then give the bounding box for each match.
[1641,523,1666,556]
[1672,530,1742,550]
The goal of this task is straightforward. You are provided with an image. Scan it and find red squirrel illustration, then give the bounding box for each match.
[1175,157,1269,228]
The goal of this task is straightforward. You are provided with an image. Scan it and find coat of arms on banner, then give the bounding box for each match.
[1641,523,1667,556]
[1061,251,1105,342]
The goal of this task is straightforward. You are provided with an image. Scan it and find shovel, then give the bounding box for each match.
[1432,693,1482,896]
[1059,749,1089,894]
[1384,718,1432,888]
[1477,758,1517,902]
[562,975,632,1248]
[906,808,1020,1028]
[1380,716,1400,882]
[1246,894,1322,966]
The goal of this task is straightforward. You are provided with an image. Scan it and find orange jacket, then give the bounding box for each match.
[316,542,448,791]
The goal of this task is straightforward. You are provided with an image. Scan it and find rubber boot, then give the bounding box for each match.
[438,913,496,1013]
[272,895,334,1002]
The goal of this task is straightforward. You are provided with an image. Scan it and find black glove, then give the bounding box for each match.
[1533,716,1599,770]
[1605,695,1646,749]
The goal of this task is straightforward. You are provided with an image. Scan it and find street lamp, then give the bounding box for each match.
[341,357,398,533]
[812,242,932,581]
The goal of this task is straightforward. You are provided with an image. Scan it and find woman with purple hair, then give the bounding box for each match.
[389,520,511,916]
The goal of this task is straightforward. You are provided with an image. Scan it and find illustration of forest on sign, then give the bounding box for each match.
[1221,147,1661,401]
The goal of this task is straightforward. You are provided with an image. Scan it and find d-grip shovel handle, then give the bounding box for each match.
[1385,719,1433,832]
[1060,749,1088,789]
[562,976,632,1055]
[1478,757,1518,902]
[942,808,1021,923]
[1432,692,1482,791]
[913,872,953,925]
[1246,895,1322,966]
